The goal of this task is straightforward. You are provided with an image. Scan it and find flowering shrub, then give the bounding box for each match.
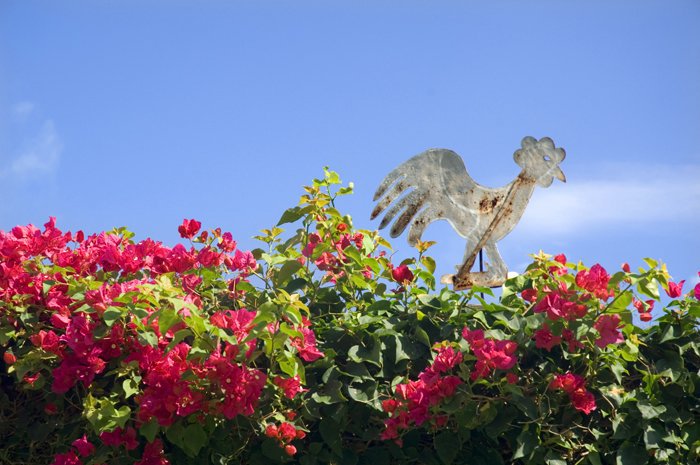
[1,169,699,465]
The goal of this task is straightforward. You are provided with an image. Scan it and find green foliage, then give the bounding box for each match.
[0,168,698,464]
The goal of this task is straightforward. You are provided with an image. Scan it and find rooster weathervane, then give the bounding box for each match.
[371,136,566,290]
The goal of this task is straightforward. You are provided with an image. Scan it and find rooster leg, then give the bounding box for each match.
[440,240,479,285]
[483,242,507,279]
[443,241,508,290]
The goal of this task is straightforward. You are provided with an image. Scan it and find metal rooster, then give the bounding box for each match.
[371,136,566,290]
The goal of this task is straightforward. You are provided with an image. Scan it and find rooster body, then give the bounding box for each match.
[371,136,566,288]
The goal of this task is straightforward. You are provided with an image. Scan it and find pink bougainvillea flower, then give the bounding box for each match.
[2,351,16,365]
[633,298,654,314]
[561,329,583,352]
[23,372,41,386]
[278,422,297,443]
[177,219,201,239]
[382,399,399,413]
[550,372,597,415]
[72,435,95,457]
[548,254,568,275]
[462,328,517,380]
[302,233,322,258]
[575,263,614,300]
[593,314,624,348]
[639,312,652,322]
[550,372,585,394]
[99,427,138,451]
[534,292,586,321]
[533,324,561,351]
[265,424,278,438]
[570,388,597,414]
[291,328,324,362]
[274,375,307,399]
[521,288,538,303]
[135,438,169,465]
[665,280,685,298]
[621,262,631,273]
[391,264,414,285]
[218,231,237,252]
[695,273,700,300]
[429,346,463,374]
[51,451,82,465]
[231,249,257,273]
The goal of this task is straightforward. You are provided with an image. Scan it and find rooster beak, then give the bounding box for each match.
[555,167,566,183]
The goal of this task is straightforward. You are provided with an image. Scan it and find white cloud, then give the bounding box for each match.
[12,101,35,121]
[519,163,700,235]
[0,120,62,178]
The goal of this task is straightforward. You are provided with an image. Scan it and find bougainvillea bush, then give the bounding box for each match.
[1,170,699,465]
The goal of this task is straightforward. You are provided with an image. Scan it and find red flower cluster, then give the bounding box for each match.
[593,314,624,348]
[50,435,96,465]
[462,328,518,380]
[0,217,327,464]
[533,324,582,352]
[633,298,655,322]
[381,346,463,441]
[575,263,614,300]
[549,253,568,276]
[99,426,139,450]
[534,289,587,321]
[550,373,596,415]
[274,375,307,399]
[289,317,324,362]
[302,230,365,283]
[664,280,685,299]
[178,219,201,239]
[390,264,414,285]
[265,422,306,456]
[135,438,169,465]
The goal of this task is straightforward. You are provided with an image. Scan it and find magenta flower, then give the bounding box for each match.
[593,314,624,348]
[177,218,201,239]
[665,280,685,298]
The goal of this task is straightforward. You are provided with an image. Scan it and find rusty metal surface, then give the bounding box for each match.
[371,136,566,290]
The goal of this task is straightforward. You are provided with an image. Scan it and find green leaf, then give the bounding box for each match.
[122,378,140,399]
[140,419,159,443]
[319,417,342,455]
[277,206,306,225]
[545,452,567,465]
[587,451,603,465]
[508,390,538,420]
[414,326,431,347]
[644,424,663,450]
[513,429,537,460]
[278,352,304,379]
[137,331,159,347]
[158,307,180,335]
[311,379,347,405]
[616,442,649,465]
[182,423,208,457]
[0,325,16,345]
[276,260,303,285]
[103,307,123,327]
[637,400,667,420]
[421,256,436,274]
[434,431,459,464]
[348,340,382,367]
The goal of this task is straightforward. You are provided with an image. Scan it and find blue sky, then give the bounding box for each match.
[1,1,699,302]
